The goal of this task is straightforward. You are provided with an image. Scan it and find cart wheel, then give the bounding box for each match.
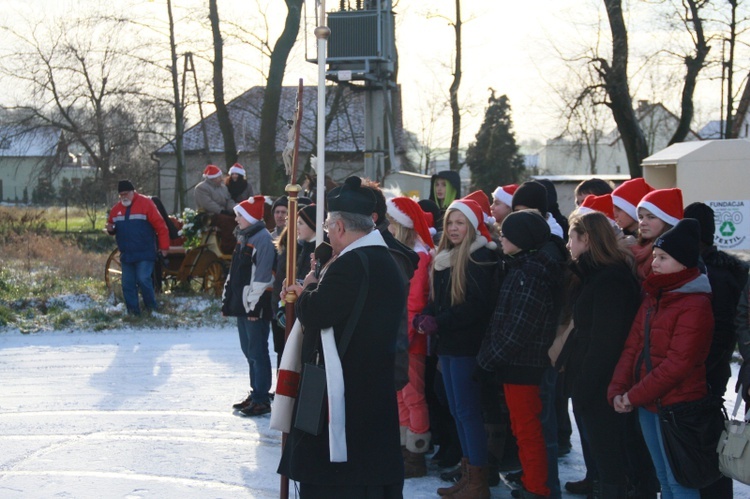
[203,261,225,297]
[104,248,123,302]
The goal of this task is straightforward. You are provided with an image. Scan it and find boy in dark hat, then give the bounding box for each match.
[683,203,748,499]
[477,209,560,499]
[106,180,170,315]
[278,176,408,498]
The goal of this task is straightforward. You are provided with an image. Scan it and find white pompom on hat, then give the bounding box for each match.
[229,163,246,176]
[203,164,223,179]
[637,188,683,227]
[612,178,653,222]
[234,195,266,224]
[386,197,435,249]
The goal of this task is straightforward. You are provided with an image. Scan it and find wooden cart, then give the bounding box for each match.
[105,228,231,301]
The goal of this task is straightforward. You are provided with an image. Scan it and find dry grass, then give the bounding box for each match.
[2,232,108,278]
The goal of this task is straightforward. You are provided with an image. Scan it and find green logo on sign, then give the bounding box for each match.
[720,221,736,237]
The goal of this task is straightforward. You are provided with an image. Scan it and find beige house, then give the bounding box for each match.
[537,101,701,176]
[153,85,406,213]
[642,139,750,249]
[0,126,94,203]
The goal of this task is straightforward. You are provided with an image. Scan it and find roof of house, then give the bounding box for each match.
[698,120,725,140]
[0,126,61,158]
[604,101,700,146]
[154,85,404,156]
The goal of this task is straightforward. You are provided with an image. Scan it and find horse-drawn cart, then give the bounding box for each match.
[104,226,231,301]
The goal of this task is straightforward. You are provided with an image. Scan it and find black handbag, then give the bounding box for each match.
[642,310,725,489]
[292,252,370,436]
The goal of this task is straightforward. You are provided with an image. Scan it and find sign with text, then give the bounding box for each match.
[707,200,750,250]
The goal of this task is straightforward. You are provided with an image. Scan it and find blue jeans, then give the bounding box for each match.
[639,408,700,499]
[540,366,561,498]
[237,317,272,405]
[121,260,157,315]
[439,355,487,466]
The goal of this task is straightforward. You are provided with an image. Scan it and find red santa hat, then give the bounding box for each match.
[203,164,223,179]
[386,197,435,249]
[234,195,266,224]
[577,194,615,221]
[448,199,495,248]
[637,188,683,227]
[463,190,496,226]
[612,178,653,222]
[228,163,246,177]
[491,184,518,208]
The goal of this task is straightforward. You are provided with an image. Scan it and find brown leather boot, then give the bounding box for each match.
[437,457,468,496]
[448,464,490,499]
[403,449,427,478]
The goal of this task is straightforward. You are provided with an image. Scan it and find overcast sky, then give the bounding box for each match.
[2,0,743,151]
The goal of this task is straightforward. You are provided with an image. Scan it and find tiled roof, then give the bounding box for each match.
[0,126,61,158]
[155,85,404,155]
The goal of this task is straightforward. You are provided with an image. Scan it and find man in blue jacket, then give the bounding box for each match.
[106,180,170,315]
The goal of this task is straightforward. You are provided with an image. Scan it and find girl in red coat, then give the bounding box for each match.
[608,219,713,499]
[386,196,436,477]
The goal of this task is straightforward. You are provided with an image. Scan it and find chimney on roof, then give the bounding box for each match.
[637,100,650,112]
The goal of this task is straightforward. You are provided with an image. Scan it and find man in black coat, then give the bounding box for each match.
[278,176,407,498]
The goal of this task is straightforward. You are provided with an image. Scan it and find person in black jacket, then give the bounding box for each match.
[277,176,407,499]
[562,212,641,498]
[684,202,749,499]
[222,196,276,417]
[477,210,560,499]
[414,198,498,499]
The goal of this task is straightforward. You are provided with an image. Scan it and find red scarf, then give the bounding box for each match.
[642,267,700,297]
[630,241,654,281]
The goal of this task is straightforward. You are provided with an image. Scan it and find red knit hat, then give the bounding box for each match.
[447,199,494,247]
[203,164,222,179]
[386,197,435,249]
[491,184,518,208]
[228,163,246,176]
[637,188,683,227]
[463,190,496,226]
[234,195,266,224]
[577,194,615,221]
[612,178,653,222]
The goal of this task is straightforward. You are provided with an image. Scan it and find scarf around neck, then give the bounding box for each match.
[433,236,486,271]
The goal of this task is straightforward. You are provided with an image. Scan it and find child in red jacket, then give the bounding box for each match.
[608,218,713,499]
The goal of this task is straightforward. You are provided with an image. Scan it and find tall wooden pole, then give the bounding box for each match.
[279,79,303,499]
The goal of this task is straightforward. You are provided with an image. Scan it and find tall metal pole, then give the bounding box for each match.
[279,80,304,499]
[314,1,329,245]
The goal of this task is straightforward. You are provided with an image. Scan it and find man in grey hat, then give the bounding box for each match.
[278,176,407,498]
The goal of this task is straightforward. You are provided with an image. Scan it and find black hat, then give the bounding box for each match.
[654,218,701,268]
[117,180,135,193]
[683,202,715,246]
[298,204,320,231]
[418,199,442,229]
[327,176,376,216]
[297,196,313,207]
[512,181,549,214]
[501,210,550,251]
[271,196,288,211]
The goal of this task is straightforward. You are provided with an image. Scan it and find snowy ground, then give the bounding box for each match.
[1,326,749,498]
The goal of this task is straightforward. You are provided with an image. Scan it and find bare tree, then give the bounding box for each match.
[669,0,711,145]
[209,0,238,168]
[0,15,166,186]
[595,0,649,178]
[258,0,303,194]
[448,0,462,172]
